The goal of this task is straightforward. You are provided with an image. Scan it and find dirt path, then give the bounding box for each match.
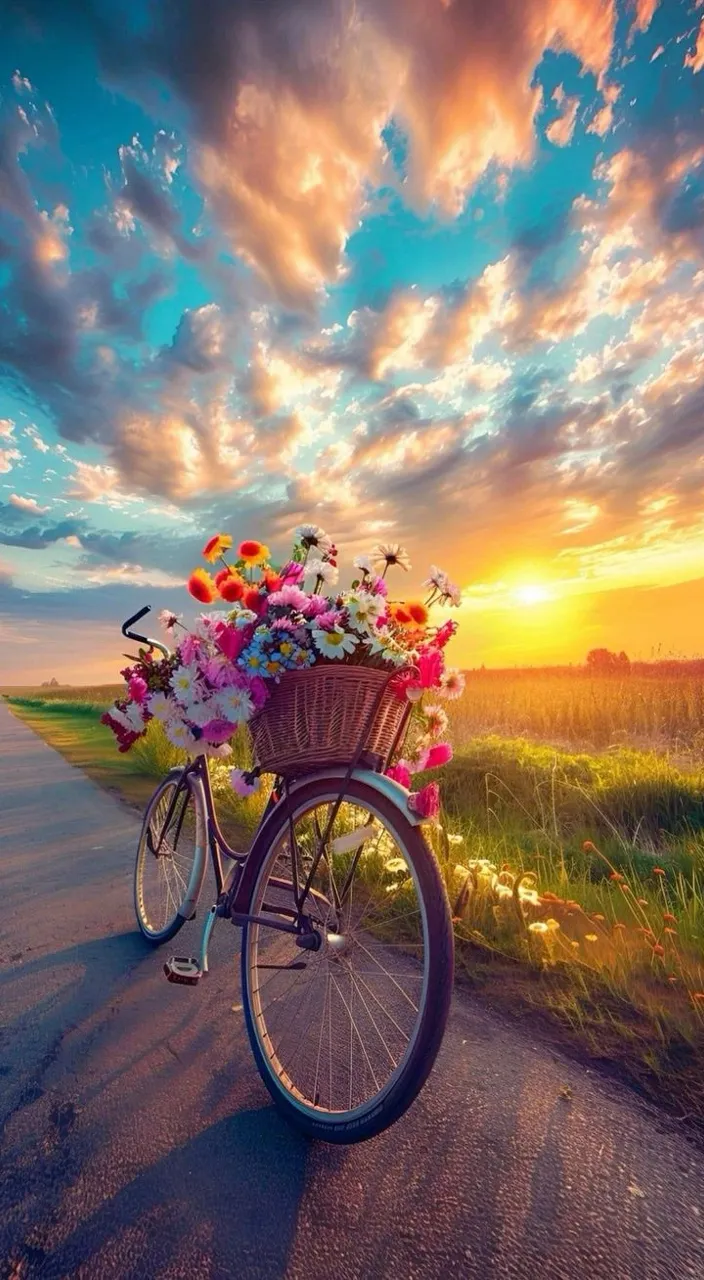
[1,701,703,1279]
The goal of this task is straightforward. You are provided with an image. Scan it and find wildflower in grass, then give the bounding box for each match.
[202,533,232,562]
[663,927,677,937]
[188,568,216,604]
[653,867,666,876]
[652,944,665,957]
[529,921,549,934]
[592,914,605,922]
[583,840,597,852]
[637,899,648,906]
[609,871,624,883]
[372,542,412,574]
[693,993,704,1003]
[613,922,626,931]
[570,941,579,949]
[545,918,560,932]
[584,934,598,943]
[663,912,676,923]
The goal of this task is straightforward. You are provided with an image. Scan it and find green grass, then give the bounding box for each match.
[4,681,704,1125]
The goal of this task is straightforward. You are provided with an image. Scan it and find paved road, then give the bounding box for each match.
[1,701,703,1280]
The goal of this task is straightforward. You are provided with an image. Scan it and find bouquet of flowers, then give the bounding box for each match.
[103,525,463,813]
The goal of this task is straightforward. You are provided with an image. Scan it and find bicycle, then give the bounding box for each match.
[123,605,454,1144]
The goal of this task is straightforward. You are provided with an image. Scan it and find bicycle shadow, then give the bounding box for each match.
[9,1106,310,1280]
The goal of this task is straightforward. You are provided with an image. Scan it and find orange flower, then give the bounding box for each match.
[238,539,269,566]
[592,914,605,922]
[653,867,666,876]
[652,944,665,957]
[613,922,626,931]
[663,912,676,924]
[219,573,246,603]
[202,533,232,563]
[187,568,216,604]
[609,871,624,883]
[389,602,412,625]
[582,840,597,853]
[262,570,283,593]
[693,993,704,1003]
[637,899,648,906]
[405,600,429,627]
[663,927,677,937]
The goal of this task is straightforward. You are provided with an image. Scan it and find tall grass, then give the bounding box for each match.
[452,670,704,752]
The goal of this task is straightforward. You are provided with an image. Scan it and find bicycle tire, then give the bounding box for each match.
[134,768,204,944]
[240,774,454,1144]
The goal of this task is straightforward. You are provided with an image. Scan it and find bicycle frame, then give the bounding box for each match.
[161,679,417,976]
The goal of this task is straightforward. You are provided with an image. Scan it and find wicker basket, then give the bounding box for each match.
[249,664,407,776]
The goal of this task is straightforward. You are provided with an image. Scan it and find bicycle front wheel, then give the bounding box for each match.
[134,768,204,944]
[240,775,454,1143]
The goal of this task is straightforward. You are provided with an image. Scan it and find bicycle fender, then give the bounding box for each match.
[285,767,425,826]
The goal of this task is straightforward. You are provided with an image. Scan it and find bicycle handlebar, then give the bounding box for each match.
[121,605,170,659]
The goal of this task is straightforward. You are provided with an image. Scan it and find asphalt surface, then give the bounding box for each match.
[1,700,703,1280]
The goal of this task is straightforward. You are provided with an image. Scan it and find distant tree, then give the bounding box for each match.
[586,648,630,674]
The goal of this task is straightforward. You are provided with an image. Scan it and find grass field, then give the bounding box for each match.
[3,673,704,1126]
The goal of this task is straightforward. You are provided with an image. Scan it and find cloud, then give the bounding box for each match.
[628,0,659,37]
[546,86,580,148]
[684,18,704,74]
[87,0,617,307]
[9,493,50,514]
[0,447,21,473]
[116,140,204,261]
[586,82,620,137]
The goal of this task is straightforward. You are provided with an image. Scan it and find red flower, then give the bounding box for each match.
[653,867,666,876]
[213,621,248,662]
[433,620,457,648]
[243,587,265,612]
[652,944,665,957]
[219,573,245,603]
[420,742,453,770]
[262,570,283,593]
[187,568,216,604]
[417,649,444,688]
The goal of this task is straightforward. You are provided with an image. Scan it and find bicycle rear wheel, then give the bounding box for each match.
[240,775,454,1143]
[134,768,204,944]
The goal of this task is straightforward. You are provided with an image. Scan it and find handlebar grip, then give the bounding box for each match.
[122,605,151,643]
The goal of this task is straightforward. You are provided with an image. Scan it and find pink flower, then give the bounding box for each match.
[302,594,330,617]
[213,620,248,662]
[200,656,233,688]
[316,608,343,630]
[418,742,453,770]
[128,675,148,705]
[368,575,388,597]
[407,783,440,821]
[268,585,309,610]
[386,761,412,788]
[178,633,202,665]
[200,718,237,746]
[230,768,262,797]
[417,649,444,688]
[433,620,458,649]
[280,560,305,584]
[246,675,269,710]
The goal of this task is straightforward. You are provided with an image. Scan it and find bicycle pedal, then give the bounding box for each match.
[164,956,202,985]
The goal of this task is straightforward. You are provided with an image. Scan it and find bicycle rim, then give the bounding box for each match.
[242,782,449,1135]
[134,773,201,942]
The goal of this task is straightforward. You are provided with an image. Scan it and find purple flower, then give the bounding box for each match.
[280,560,305,584]
[200,718,237,746]
[315,608,343,631]
[369,575,388,597]
[179,633,201,665]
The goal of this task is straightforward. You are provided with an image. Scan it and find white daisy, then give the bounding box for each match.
[306,558,339,587]
[312,626,358,659]
[296,523,333,554]
[372,542,412,573]
[353,554,374,576]
[147,691,173,722]
[183,699,216,727]
[346,591,385,633]
[172,664,201,703]
[215,687,254,723]
[164,719,197,752]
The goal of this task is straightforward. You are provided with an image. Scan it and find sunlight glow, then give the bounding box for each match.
[514,584,554,607]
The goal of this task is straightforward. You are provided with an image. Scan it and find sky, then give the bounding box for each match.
[1,0,704,683]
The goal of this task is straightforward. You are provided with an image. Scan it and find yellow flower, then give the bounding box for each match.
[584,933,598,943]
[202,533,232,563]
[238,539,270,567]
[529,921,549,934]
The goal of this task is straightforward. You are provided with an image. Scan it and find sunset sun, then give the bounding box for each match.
[513,585,554,607]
